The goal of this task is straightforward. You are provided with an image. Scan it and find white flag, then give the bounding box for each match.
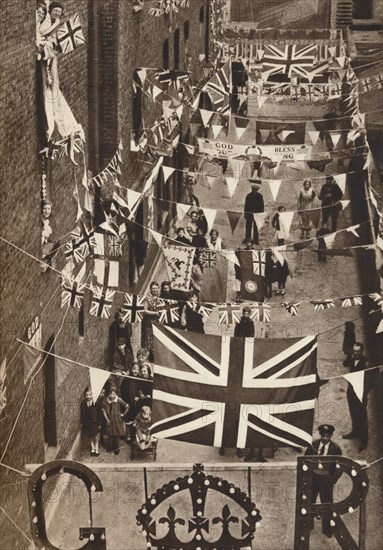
[279,211,294,237]
[343,371,365,402]
[253,213,268,231]
[334,173,347,194]
[307,131,321,145]
[162,166,175,183]
[226,176,238,198]
[330,131,342,148]
[89,367,111,401]
[212,125,224,139]
[176,203,190,222]
[151,229,163,246]
[268,180,282,202]
[200,109,214,128]
[201,207,217,233]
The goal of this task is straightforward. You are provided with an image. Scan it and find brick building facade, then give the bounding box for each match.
[0,1,210,547]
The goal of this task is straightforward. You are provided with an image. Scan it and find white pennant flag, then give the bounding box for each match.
[199,54,206,62]
[259,129,271,143]
[176,203,190,222]
[273,245,286,265]
[340,200,350,210]
[184,144,195,154]
[235,125,248,140]
[279,211,294,237]
[126,188,142,210]
[258,96,267,108]
[224,250,240,266]
[343,371,365,402]
[377,318,383,334]
[162,166,175,182]
[201,207,217,233]
[334,173,347,194]
[89,367,111,402]
[200,108,214,128]
[363,152,373,170]
[212,125,224,139]
[192,92,201,110]
[328,46,336,57]
[323,232,337,249]
[281,130,295,142]
[330,131,342,148]
[336,56,346,68]
[136,69,147,86]
[347,224,360,238]
[307,130,320,145]
[151,229,163,246]
[253,213,268,231]
[268,180,282,202]
[226,175,238,198]
[152,85,162,100]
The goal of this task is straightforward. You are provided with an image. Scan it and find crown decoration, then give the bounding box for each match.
[136,464,262,549]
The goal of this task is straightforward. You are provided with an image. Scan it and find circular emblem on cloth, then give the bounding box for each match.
[245,280,257,293]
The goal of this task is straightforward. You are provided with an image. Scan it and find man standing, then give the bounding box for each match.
[343,342,370,451]
[244,181,264,245]
[305,424,342,538]
[318,176,343,232]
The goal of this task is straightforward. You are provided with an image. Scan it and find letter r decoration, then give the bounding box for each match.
[294,456,369,550]
[27,460,106,550]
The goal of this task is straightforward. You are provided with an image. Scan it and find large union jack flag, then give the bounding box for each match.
[89,286,115,318]
[57,13,85,55]
[151,326,318,449]
[204,60,231,114]
[121,293,146,323]
[262,44,317,80]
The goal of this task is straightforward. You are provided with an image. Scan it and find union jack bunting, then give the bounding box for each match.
[204,60,231,114]
[61,279,85,309]
[57,13,85,55]
[341,296,363,308]
[250,304,271,323]
[369,292,383,308]
[158,302,180,325]
[65,223,95,263]
[252,250,266,277]
[57,131,84,165]
[262,44,316,80]
[281,301,300,316]
[374,73,383,89]
[121,293,146,323]
[360,77,373,93]
[155,69,190,86]
[311,300,335,311]
[197,303,215,318]
[39,141,61,160]
[151,326,318,449]
[106,235,123,257]
[200,250,217,269]
[218,303,242,324]
[89,286,115,318]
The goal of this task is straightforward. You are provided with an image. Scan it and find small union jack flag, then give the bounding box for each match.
[107,235,123,257]
[197,303,215,318]
[61,279,85,309]
[369,292,383,308]
[158,302,180,325]
[311,300,335,311]
[360,77,372,93]
[200,250,217,269]
[281,301,300,316]
[121,293,146,323]
[65,224,95,263]
[341,296,363,308]
[374,73,383,90]
[251,304,271,323]
[252,250,266,277]
[57,13,85,55]
[89,286,115,318]
[218,303,242,325]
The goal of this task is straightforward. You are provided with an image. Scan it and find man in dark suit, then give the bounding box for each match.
[318,176,343,232]
[244,181,264,245]
[305,424,342,538]
[343,342,371,451]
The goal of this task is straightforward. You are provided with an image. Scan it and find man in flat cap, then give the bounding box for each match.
[244,180,264,245]
[304,424,342,538]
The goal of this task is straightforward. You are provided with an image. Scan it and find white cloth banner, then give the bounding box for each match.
[197,138,313,160]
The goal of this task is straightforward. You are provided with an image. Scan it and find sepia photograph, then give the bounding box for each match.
[1,0,383,548]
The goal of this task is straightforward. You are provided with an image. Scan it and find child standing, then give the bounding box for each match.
[343,321,356,367]
[134,406,153,451]
[272,206,288,246]
[101,387,129,455]
[80,387,101,457]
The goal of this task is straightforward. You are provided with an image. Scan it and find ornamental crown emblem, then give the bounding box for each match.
[136,464,262,549]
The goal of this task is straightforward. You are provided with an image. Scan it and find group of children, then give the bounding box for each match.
[80,348,155,457]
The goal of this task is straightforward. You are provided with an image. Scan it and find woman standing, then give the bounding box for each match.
[297,179,316,239]
[141,282,163,361]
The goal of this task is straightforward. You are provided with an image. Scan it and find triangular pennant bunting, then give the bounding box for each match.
[89,367,111,401]
[343,371,365,402]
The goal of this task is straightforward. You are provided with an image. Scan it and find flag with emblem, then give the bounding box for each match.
[200,250,217,269]
[89,285,115,318]
[151,326,318,449]
[341,296,363,308]
[281,301,300,316]
[218,303,242,324]
[311,299,335,311]
[162,242,196,291]
[57,13,85,55]
[262,44,316,80]
[236,249,265,302]
[121,293,146,323]
[251,303,271,323]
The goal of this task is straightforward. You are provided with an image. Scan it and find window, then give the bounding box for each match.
[174,29,180,70]
[163,39,169,69]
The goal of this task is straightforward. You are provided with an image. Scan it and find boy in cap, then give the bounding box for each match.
[305,424,342,538]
